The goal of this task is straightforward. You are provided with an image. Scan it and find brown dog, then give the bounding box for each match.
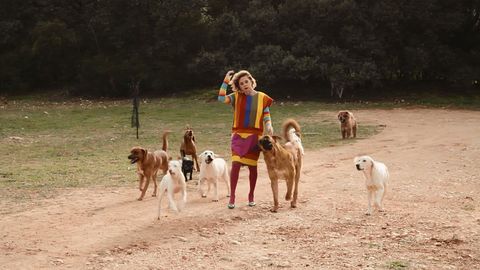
[337,111,357,139]
[258,119,304,212]
[128,131,170,201]
[180,126,200,172]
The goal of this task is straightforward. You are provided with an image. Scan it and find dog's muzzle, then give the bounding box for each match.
[128,154,139,164]
[205,156,213,164]
[259,137,273,151]
[340,118,346,123]
[356,164,362,170]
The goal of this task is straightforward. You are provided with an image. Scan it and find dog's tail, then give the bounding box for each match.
[282,118,304,155]
[282,118,301,142]
[162,131,171,152]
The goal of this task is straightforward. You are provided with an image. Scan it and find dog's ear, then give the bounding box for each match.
[369,158,375,168]
[272,135,282,142]
[364,156,374,169]
[337,111,344,120]
[192,135,196,142]
[141,148,147,157]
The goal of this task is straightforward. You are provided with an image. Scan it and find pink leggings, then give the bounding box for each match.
[229,162,257,204]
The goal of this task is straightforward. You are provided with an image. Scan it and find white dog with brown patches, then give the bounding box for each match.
[198,150,230,202]
[354,155,389,215]
[157,159,187,219]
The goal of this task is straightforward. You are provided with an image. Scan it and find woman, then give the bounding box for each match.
[218,70,274,209]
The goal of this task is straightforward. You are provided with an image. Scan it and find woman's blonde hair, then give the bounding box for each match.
[230,70,257,92]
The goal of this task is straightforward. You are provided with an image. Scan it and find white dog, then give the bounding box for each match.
[157,159,187,219]
[198,150,230,202]
[354,155,389,215]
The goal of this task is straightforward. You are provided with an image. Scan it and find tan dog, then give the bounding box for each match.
[180,126,200,172]
[337,110,357,139]
[128,132,170,201]
[258,119,304,212]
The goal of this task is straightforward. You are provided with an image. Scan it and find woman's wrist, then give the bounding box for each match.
[264,120,272,129]
[264,121,273,135]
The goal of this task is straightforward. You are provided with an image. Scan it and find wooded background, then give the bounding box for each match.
[1,0,479,98]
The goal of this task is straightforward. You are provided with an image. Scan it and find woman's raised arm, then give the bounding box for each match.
[218,70,235,103]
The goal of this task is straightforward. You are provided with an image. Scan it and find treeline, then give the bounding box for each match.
[1,0,479,98]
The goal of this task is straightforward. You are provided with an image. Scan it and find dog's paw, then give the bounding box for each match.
[201,194,207,198]
[365,211,372,216]
[290,202,297,208]
[270,207,278,213]
[212,199,219,202]
[137,197,143,201]
[226,194,230,198]
[152,194,157,197]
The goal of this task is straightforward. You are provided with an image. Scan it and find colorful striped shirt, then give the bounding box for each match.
[218,82,273,135]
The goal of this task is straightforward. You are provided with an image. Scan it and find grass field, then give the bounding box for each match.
[1,92,385,202]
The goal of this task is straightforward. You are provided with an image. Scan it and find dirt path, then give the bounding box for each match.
[1,109,479,270]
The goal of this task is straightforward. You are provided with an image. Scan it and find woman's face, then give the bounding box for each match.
[238,75,253,93]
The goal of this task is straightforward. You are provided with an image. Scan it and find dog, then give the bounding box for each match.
[157,159,187,219]
[354,155,389,215]
[180,126,200,172]
[181,157,194,181]
[198,150,230,202]
[258,119,303,212]
[337,111,357,139]
[128,131,169,201]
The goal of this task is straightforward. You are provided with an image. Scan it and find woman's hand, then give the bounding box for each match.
[224,70,234,83]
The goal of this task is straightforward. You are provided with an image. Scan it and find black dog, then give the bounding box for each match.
[182,157,194,181]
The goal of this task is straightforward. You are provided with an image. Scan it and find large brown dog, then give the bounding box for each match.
[258,119,304,212]
[128,131,170,201]
[180,126,200,172]
[337,110,357,139]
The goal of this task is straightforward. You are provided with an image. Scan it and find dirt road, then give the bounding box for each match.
[1,109,479,269]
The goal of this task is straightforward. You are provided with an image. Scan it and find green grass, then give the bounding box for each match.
[0,92,381,203]
[408,93,480,109]
[386,260,408,270]
[461,204,475,211]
